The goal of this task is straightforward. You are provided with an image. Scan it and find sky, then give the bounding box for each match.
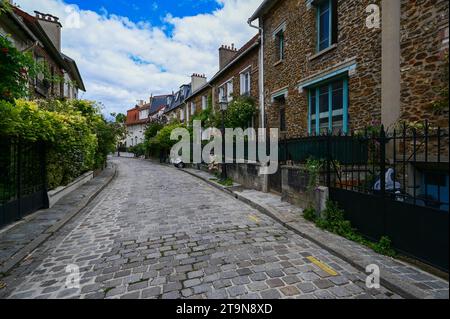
[13,0,261,116]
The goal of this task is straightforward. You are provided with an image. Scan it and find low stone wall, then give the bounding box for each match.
[281,165,329,214]
[226,163,265,191]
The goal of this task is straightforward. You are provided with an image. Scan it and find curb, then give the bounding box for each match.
[0,163,117,275]
[180,167,430,299]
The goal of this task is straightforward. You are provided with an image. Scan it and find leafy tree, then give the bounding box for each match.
[0,36,39,101]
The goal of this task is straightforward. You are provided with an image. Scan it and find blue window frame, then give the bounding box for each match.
[317,0,336,52]
[308,77,348,135]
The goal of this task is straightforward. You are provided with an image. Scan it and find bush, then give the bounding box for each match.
[129,143,146,157]
[224,95,256,129]
[0,99,122,189]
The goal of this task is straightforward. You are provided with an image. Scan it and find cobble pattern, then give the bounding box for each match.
[0,158,401,299]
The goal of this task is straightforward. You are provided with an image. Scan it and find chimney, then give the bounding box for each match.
[191,73,207,92]
[35,11,62,52]
[219,44,237,69]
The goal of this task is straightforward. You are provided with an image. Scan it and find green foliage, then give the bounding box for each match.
[0,1,12,17]
[303,207,318,222]
[305,158,323,192]
[145,122,186,158]
[0,36,39,101]
[0,99,122,189]
[145,122,164,140]
[224,96,256,129]
[304,201,396,257]
[129,143,146,157]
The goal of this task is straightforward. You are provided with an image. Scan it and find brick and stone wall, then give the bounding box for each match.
[400,0,449,129]
[185,86,212,117]
[211,43,260,127]
[262,0,382,139]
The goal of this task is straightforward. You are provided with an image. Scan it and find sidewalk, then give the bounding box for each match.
[181,167,449,299]
[0,162,116,275]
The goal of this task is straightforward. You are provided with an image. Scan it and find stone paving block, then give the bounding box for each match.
[280,285,300,297]
[260,289,282,299]
[142,286,161,298]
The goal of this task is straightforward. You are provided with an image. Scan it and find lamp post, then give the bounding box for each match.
[219,98,228,180]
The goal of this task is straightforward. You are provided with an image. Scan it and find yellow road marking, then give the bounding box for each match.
[307,256,338,276]
[0,282,6,289]
[248,215,260,223]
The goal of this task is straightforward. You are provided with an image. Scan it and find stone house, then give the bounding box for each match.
[164,74,207,124]
[2,6,85,99]
[248,0,449,199]
[184,75,212,118]
[209,34,261,128]
[125,101,150,147]
[248,0,448,138]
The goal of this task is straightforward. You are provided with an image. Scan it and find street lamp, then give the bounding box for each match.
[219,97,228,180]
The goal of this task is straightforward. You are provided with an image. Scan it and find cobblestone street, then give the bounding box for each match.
[0,158,401,299]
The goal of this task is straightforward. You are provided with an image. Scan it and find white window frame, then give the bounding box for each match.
[226,81,234,102]
[202,95,208,110]
[180,108,185,121]
[240,66,252,95]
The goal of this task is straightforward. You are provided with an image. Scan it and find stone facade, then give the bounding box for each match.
[210,35,260,128]
[260,0,382,139]
[400,0,449,129]
[185,84,212,117]
[257,0,448,139]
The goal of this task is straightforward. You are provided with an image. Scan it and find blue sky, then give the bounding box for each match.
[15,0,261,115]
[64,0,222,26]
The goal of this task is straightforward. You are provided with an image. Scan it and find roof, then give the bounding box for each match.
[186,82,212,101]
[1,4,39,43]
[149,95,170,115]
[248,0,279,22]
[13,7,67,69]
[61,53,86,91]
[125,105,150,126]
[209,34,260,84]
[164,84,191,114]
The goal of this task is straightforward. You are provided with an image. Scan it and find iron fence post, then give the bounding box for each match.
[379,125,386,196]
[326,133,331,188]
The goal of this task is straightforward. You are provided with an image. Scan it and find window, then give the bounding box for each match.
[274,96,286,132]
[275,29,285,61]
[219,86,226,101]
[308,78,348,135]
[317,0,337,52]
[240,70,251,95]
[202,96,207,110]
[191,102,196,115]
[226,81,234,102]
[180,109,185,121]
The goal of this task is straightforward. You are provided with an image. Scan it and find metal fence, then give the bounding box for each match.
[0,137,48,228]
[282,122,449,271]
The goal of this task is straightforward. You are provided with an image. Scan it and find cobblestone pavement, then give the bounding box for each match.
[0,158,402,299]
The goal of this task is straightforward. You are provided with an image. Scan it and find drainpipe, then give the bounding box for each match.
[248,18,269,193]
[248,18,265,132]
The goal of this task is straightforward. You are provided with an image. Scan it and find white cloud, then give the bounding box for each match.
[14,0,261,115]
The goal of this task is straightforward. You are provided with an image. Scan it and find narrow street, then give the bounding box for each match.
[1,158,399,299]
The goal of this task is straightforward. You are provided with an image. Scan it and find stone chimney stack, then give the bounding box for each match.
[219,44,237,70]
[190,73,207,93]
[35,11,62,52]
